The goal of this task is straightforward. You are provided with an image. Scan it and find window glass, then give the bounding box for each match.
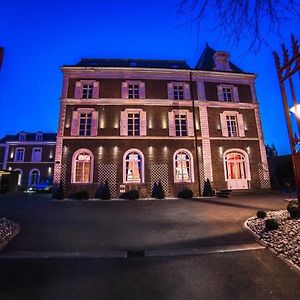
[125,152,142,183]
[79,113,92,136]
[74,152,91,183]
[222,87,233,102]
[82,84,93,99]
[175,114,187,136]
[15,148,24,161]
[127,113,140,136]
[128,84,139,99]
[174,151,192,182]
[226,115,238,137]
[173,85,184,100]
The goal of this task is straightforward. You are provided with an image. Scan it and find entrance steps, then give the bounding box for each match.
[215,189,232,198]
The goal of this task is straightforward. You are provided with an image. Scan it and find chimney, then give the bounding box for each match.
[213,51,232,71]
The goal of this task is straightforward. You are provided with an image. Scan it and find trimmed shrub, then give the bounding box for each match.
[156,180,165,199]
[256,210,267,219]
[178,189,193,199]
[69,190,89,200]
[265,218,279,231]
[203,179,213,197]
[120,190,139,200]
[287,200,299,219]
[52,182,65,200]
[102,179,111,200]
[151,182,158,198]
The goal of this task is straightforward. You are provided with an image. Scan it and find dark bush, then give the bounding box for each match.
[156,180,165,199]
[151,182,158,198]
[95,182,104,199]
[69,190,89,200]
[287,200,299,219]
[256,210,267,219]
[120,190,139,200]
[265,218,279,231]
[102,179,111,200]
[287,200,299,212]
[203,179,213,197]
[178,189,193,199]
[52,182,65,200]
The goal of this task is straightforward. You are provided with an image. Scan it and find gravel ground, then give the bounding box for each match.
[246,210,300,269]
[0,218,19,246]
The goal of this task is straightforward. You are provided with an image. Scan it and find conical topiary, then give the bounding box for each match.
[102,179,111,200]
[203,179,213,197]
[156,180,165,199]
[95,181,104,199]
[151,182,158,198]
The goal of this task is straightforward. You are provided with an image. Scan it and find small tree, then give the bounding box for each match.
[156,180,165,199]
[203,179,213,197]
[151,182,158,198]
[102,179,111,200]
[52,182,65,200]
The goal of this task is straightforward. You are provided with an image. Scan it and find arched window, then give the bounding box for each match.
[71,149,94,183]
[29,169,40,186]
[123,149,144,183]
[173,149,194,183]
[14,169,23,186]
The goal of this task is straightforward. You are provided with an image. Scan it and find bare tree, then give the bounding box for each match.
[178,0,300,53]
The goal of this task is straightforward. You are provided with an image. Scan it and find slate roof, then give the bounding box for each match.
[195,43,245,73]
[0,132,57,143]
[64,58,191,70]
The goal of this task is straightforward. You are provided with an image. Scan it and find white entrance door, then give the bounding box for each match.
[225,153,248,190]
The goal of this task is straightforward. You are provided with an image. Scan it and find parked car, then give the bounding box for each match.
[25,179,53,193]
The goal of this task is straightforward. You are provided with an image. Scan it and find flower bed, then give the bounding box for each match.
[0,218,19,250]
[246,210,300,269]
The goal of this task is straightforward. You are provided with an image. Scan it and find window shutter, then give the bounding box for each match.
[74,82,82,99]
[187,112,194,136]
[233,86,239,102]
[92,81,99,98]
[220,113,228,137]
[167,83,174,100]
[121,82,128,99]
[71,111,80,136]
[139,82,145,99]
[140,111,147,136]
[120,111,128,136]
[237,113,245,137]
[91,111,99,136]
[184,83,191,100]
[168,112,176,136]
[217,85,223,101]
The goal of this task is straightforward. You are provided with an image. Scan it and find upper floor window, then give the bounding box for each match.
[168,110,193,137]
[71,109,98,136]
[120,109,147,136]
[31,148,42,162]
[19,132,26,141]
[175,114,187,136]
[74,80,99,99]
[173,149,194,183]
[123,149,144,183]
[167,82,190,100]
[15,148,25,162]
[35,132,43,141]
[79,113,92,136]
[121,81,145,99]
[71,149,94,183]
[217,84,239,102]
[220,111,245,137]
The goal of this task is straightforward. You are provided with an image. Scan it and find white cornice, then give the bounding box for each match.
[6,141,56,145]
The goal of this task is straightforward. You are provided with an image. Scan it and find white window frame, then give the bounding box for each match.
[28,169,40,186]
[217,84,239,102]
[121,81,145,99]
[82,83,94,99]
[167,82,190,100]
[220,111,245,137]
[79,112,92,136]
[120,109,147,136]
[173,84,184,100]
[173,149,194,183]
[168,109,194,137]
[174,113,188,136]
[226,115,238,137]
[123,149,145,184]
[31,147,42,162]
[71,149,94,184]
[14,147,25,162]
[127,112,140,136]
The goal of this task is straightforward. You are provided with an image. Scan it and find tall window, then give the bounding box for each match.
[174,150,193,182]
[79,113,92,136]
[222,87,233,102]
[175,114,187,136]
[15,148,25,162]
[173,85,184,100]
[82,84,93,99]
[31,148,42,162]
[29,169,40,186]
[123,149,144,183]
[226,115,238,137]
[128,84,139,99]
[72,150,93,183]
[128,113,140,136]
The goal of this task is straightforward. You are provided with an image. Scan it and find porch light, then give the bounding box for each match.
[10,151,14,159]
[290,104,300,119]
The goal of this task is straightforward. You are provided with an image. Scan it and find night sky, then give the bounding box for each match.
[0,0,299,154]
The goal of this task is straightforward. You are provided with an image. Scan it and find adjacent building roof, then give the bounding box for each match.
[195,43,244,73]
[63,58,191,70]
[0,132,57,143]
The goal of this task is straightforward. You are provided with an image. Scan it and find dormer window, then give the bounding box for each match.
[213,51,232,71]
[35,132,43,141]
[19,132,26,141]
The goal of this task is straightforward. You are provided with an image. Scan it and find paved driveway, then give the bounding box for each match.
[0,193,288,252]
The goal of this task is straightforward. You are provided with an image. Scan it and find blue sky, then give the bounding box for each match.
[0,0,299,154]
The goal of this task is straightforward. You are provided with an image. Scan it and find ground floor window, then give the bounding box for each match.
[123,149,144,183]
[173,149,194,182]
[14,169,22,186]
[72,149,94,183]
[29,169,40,186]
